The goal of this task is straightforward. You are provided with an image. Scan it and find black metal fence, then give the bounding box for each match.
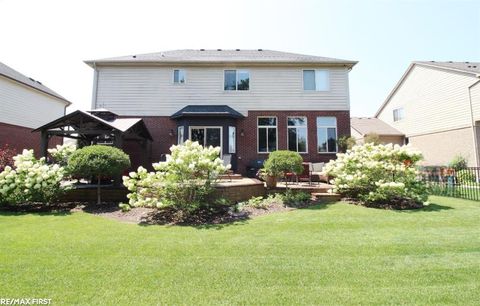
[420,167,480,201]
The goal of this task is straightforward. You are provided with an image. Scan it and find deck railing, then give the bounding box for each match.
[420,166,480,201]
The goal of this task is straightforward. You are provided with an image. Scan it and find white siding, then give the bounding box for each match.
[94,66,351,116]
[0,77,66,129]
[377,65,480,136]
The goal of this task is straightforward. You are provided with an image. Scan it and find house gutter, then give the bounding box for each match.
[468,77,480,167]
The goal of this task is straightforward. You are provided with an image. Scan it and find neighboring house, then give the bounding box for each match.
[376,61,480,166]
[0,62,71,154]
[351,117,405,145]
[85,49,357,174]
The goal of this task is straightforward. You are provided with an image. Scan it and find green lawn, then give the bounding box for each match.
[1,196,479,305]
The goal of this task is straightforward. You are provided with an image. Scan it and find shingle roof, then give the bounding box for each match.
[415,61,480,75]
[0,61,71,105]
[85,49,357,66]
[171,105,244,119]
[351,117,404,136]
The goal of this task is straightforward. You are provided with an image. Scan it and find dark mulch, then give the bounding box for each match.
[345,197,424,210]
[0,202,78,213]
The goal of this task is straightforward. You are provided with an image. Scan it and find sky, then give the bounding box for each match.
[0,0,479,117]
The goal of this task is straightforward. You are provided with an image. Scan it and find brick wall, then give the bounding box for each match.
[0,121,62,157]
[121,110,350,174]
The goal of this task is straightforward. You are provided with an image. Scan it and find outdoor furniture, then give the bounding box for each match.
[246,159,265,178]
[285,162,312,185]
[311,162,329,183]
[222,154,233,181]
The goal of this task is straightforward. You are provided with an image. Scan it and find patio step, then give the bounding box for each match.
[311,192,341,202]
[218,173,243,180]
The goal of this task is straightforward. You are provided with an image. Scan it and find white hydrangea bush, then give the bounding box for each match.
[325,143,428,206]
[48,143,77,166]
[123,140,230,210]
[0,149,67,205]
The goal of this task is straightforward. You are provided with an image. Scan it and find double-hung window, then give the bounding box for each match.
[393,107,405,122]
[317,117,337,153]
[173,69,186,84]
[224,70,250,91]
[303,70,330,91]
[287,117,308,153]
[258,117,277,153]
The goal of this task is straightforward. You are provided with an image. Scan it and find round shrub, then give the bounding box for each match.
[263,150,303,177]
[68,145,130,180]
[325,143,428,209]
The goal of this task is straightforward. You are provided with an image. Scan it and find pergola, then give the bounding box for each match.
[33,109,153,158]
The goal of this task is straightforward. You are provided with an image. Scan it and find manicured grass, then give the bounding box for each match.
[1,196,479,305]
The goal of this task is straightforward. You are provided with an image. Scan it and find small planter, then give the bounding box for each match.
[265,175,277,189]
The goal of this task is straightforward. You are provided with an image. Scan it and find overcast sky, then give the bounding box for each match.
[1,0,479,117]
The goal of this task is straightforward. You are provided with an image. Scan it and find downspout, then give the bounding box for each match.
[468,77,480,167]
[91,62,99,110]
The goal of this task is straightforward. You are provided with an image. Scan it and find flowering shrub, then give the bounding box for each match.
[48,143,77,166]
[0,149,66,205]
[325,143,428,208]
[0,145,16,172]
[123,140,229,211]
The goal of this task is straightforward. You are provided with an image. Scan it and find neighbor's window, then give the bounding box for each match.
[393,107,405,122]
[228,126,236,153]
[177,126,184,144]
[258,117,277,153]
[224,70,250,91]
[317,117,337,153]
[173,69,186,84]
[303,70,330,91]
[288,117,308,153]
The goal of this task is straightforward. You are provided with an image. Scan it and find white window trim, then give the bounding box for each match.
[287,116,308,154]
[188,126,223,157]
[228,126,236,154]
[393,107,405,122]
[317,117,338,153]
[257,116,278,154]
[302,69,330,92]
[173,69,186,85]
[223,69,251,91]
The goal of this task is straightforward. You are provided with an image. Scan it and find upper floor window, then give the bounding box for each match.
[303,70,330,91]
[288,117,308,153]
[317,117,337,153]
[224,70,250,91]
[393,107,405,122]
[258,117,277,153]
[173,69,186,84]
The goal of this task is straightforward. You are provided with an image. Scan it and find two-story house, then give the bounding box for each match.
[84,49,357,174]
[0,62,71,155]
[376,61,480,167]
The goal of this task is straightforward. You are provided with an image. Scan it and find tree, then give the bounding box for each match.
[337,136,356,152]
[68,145,130,204]
[364,133,382,145]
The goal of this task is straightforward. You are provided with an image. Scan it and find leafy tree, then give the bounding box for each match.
[68,145,130,204]
[337,136,356,152]
[364,133,382,145]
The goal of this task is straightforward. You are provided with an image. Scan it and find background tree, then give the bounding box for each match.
[364,133,382,145]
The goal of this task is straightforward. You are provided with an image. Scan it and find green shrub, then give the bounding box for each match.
[456,169,476,184]
[263,150,303,177]
[68,145,130,204]
[325,143,428,207]
[449,155,468,170]
[337,136,356,152]
[364,133,381,145]
[123,141,229,212]
[282,190,311,206]
[0,149,66,205]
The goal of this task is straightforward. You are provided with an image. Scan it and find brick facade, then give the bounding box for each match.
[122,110,350,174]
[0,121,62,157]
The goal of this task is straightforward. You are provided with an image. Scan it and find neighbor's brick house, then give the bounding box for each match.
[85,49,357,174]
[0,62,70,155]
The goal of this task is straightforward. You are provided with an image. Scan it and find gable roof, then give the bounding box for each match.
[0,61,71,105]
[85,49,357,67]
[351,117,404,136]
[171,105,244,119]
[374,61,480,117]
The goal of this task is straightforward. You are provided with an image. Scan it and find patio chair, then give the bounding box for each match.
[222,154,233,182]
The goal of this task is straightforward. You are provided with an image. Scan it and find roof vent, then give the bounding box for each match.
[28,77,35,82]
[36,81,42,85]
[430,60,435,62]
[465,61,470,64]
[474,66,478,68]
[448,61,453,63]
[236,49,240,51]
[132,55,137,58]
[258,48,263,51]
[217,48,222,51]
[200,49,205,51]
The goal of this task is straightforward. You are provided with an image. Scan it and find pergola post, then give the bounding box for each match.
[40,130,49,158]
